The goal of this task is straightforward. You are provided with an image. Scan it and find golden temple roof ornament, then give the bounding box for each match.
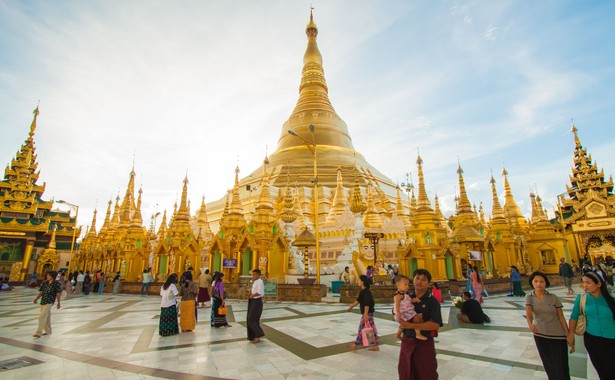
[501,165,525,224]
[455,162,473,215]
[324,167,348,226]
[175,176,191,222]
[362,184,384,229]
[490,175,505,220]
[281,173,297,224]
[86,209,97,239]
[416,153,434,213]
[350,174,367,214]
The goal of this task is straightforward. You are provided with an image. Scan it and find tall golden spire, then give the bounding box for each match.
[1,106,46,216]
[571,120,581,149]
[502,165,524,220]
[490,175,505,220]
[455,163,473,214]
[275,10,355,154]
[324,167,348,226]
[434,193,444,220]
[118,168,137,229]
[130,188,144,228]
[536,195,547,220]
[229,166,245,216]
[157,210,168,237]
[255,168,273,212]
[174,176,191,222]
[416,154,434,212]
[565,123,614,200]
[110,195,121,229]
[86,209,98,238]
[99,200,112,235]
[196,196,212,235]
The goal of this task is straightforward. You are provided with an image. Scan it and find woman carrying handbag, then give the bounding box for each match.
[346,275,379,351]
[210,272,231,328]
[568,271,615,379]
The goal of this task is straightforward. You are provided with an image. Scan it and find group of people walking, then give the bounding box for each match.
[157,268,265,345]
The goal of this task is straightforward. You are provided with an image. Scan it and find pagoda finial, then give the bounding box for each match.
[415,152,433,212]
[455,161,472,214]
[571,119,582,149]
[87,209,98,238]
[490,174,505,219]
[174,175,191,222]
[229,166,245,217]
[30,105,40,138]
[324,167,348,226]
[281,172,297,223]
[306,6,317,36]
[501,166,526,226]
[434,193,444,220]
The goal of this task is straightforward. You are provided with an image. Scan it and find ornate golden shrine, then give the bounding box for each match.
[1,107,80,280]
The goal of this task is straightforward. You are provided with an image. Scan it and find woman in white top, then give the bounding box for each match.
[159,273,179,336]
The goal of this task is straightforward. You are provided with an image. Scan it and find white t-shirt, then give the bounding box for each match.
[160,284,179,307]
[77,274,85,283]
[251,278,265,299]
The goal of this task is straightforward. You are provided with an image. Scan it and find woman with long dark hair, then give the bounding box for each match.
[210,272,231,328]
[470,266,484,304]
[568,271,615,379]
[159,274,179,336]
[179,271,199,332]
[525,271,571,379]
[346,274,379,351]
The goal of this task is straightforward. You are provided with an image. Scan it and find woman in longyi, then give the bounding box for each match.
[179,272,199,332]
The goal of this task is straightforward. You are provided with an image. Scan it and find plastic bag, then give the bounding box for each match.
[361,321,376,346]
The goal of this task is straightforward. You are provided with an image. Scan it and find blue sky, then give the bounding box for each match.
[1,0,614,233]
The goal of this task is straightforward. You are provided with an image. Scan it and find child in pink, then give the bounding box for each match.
[393,275,426,340]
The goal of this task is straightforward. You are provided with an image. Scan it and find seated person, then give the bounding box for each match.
[457,291,489,323]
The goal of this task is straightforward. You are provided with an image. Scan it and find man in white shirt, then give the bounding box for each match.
[247,269,265,343]
[76,271,85,294]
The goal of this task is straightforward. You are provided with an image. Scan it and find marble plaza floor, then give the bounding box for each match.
[0,285,600,380]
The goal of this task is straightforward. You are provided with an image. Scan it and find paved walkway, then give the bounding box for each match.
[0,285,599,379]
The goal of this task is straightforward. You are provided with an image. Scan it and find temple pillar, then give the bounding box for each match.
[19,240,35,281]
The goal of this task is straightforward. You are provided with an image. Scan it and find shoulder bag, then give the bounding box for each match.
[574,293,587,336]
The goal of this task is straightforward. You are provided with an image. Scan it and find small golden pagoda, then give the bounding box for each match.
[556,124,615,263]
[402,154,452,280]
[0,107,80,280]
[152,176,204,280]
[526,192,567,273]
[75,167,152,280]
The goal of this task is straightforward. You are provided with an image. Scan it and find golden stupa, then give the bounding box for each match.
[206,11,398,227]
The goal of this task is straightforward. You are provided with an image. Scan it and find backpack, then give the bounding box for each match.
[84,275,91,284]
